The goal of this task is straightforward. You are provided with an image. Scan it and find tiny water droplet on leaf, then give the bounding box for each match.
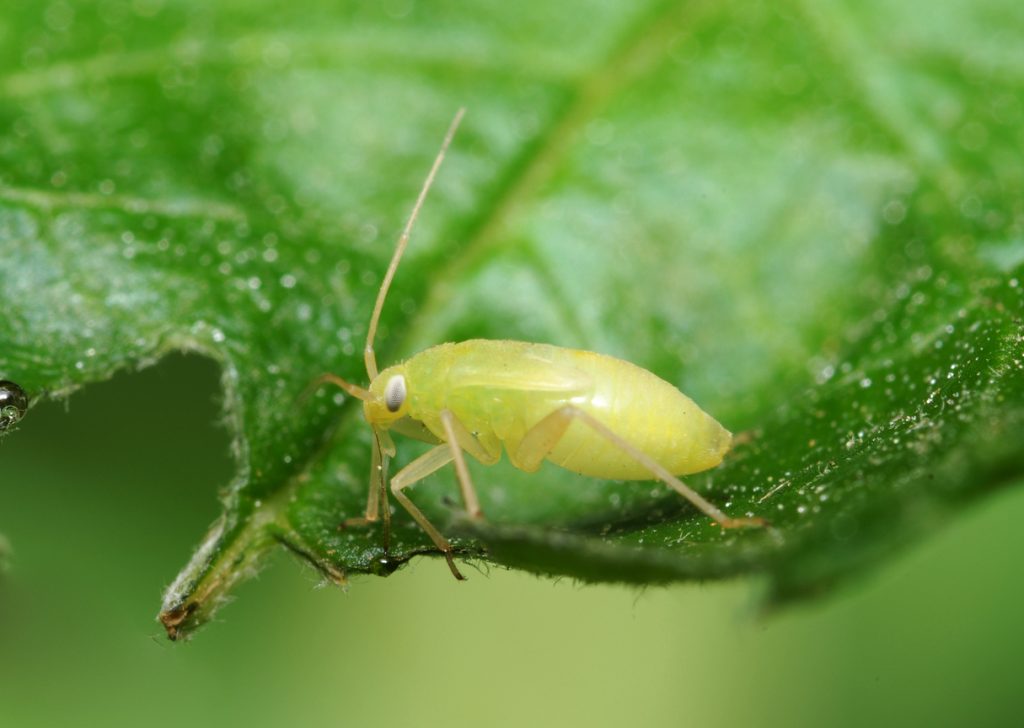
[0,380,29,432]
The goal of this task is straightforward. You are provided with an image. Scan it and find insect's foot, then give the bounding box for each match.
[719,516,768,529]
[441,495,486,521]
[443,551,466,581]
[338,516,376,531]
[731,430,758,447]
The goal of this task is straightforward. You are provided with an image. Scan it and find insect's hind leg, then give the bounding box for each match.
[514,405,764,529]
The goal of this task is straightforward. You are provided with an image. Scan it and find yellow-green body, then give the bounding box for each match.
[369,340,732,479]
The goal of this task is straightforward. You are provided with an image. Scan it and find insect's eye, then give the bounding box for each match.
[384,375,407,413]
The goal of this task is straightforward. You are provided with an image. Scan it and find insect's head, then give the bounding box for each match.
[363,365,410,426]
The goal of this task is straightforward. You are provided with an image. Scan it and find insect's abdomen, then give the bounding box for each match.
[541,349,732,480]
[406,341,732,481]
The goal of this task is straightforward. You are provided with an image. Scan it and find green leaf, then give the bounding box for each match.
[2,0,1022,639]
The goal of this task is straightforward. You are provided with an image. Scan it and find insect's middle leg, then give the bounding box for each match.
[390,409,499,581]
[514,405,765,529]
[439,408,499,520]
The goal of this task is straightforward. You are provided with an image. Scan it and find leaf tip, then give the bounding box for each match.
[158,600,199,642]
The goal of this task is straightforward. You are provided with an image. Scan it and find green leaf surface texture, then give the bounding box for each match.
[1,0,1022,639]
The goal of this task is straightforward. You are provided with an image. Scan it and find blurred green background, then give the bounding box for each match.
[1,354,1022,726]
[3,0,1024,724]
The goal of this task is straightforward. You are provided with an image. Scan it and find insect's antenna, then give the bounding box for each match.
[299,373,374,406]
[364,107,466,381]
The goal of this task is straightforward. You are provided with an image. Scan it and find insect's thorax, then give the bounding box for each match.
[399,340,732,479]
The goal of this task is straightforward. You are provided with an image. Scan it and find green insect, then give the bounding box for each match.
[313,110,763,579]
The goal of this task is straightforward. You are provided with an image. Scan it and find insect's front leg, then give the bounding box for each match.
[342,431,391,551]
